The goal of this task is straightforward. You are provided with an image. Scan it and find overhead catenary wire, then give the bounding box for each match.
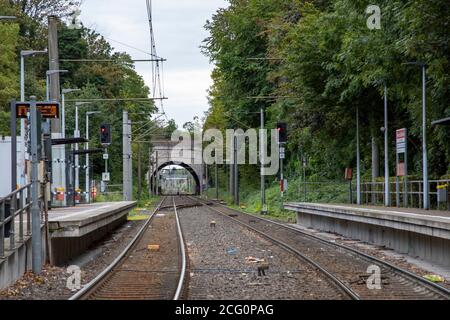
[146,0,168,122]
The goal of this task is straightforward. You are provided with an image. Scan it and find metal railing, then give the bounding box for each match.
[293,179,449,210]
[361,179,450,210]
[0,184,43,258]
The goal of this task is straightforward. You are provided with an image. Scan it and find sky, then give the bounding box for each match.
[79,0,228,128]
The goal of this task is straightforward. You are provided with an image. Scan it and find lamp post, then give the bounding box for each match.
[260,107,267,214]
[85,111,100,203]
[61,89,80,138]
[383,81,390,206]
[19,49,47,187]
[74,102,92,191]
[356,106,361,205]
[404,62,429,209]
[46,70,68,101]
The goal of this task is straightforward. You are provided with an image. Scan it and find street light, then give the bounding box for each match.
[21,50,48,101]
[46,70,68,100]
[74,102,92,191]
[382,81,390,207]
[85,111,100,203]
[404,62,429,209]
[19,49,47,188]
[61,89,81,138]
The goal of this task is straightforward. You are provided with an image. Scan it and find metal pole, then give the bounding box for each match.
[155,151,159,196]
[280,146,284,199]
[20,56,25,101]
[46,74,49,101]
[85,114,89,203]
[105,148,108,194]
[404,135,409,207]
[205,164,209,198]
[215,163,219,200]
[384,83,390,206]
[74,104,79,191]
[234,135,239,205]
[260,108,266,213]
[20,55,26,188]
[123,111,130,200]
[422,65,429,210]
[62,93,65,138]
[48,16,61,132]
[147,149,153,197]
[356,106,361,205]
[11,100,17,192]
[30,96,42,274]
[137,143,142,199]
[303,157,306,201]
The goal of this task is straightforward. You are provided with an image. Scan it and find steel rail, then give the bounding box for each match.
[190,197,360,300]
[172,196,187,300]
[69,197,166,300]
[204,198,450,300]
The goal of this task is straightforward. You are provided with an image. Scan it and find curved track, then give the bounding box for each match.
[193,197,450,300]
[69,196,191,300]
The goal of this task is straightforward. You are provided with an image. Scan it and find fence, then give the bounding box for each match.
[361,179,450,210]
[93,183,124,202]
[294,179,449,210]
[0,184,44,258]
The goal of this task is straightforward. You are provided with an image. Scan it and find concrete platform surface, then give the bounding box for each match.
[49,201,137,238]
[284,203,450,236]
[284,202,450,267]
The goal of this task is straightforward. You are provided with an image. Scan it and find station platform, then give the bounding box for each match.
[284,202,450,267]
[49,201,137,265]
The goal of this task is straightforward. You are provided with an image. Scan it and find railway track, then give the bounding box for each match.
[178,197,350,300]
[193,197,450,300]
[69,196,191,300]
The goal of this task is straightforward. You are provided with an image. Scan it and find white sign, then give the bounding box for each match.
[280,146,285,159]
[396,128,407,154]
[103,153,109,160]
[102,172,110,182]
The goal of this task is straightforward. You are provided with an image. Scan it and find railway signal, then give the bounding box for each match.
[100,123,112,146]
[276,122,288,144]
[276,123,288,197]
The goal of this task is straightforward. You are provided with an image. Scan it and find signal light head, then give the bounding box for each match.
[100,124,111,146]
[276,122,288,143]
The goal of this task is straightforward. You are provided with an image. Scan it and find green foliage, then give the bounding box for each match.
[0,0,175,194]
[0,22,19,107]
[203,0,450,190]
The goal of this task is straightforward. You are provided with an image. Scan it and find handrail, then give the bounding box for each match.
[0,183,44,258]
[0,183,32,201]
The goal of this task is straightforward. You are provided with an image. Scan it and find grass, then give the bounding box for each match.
[129,196,161,221]
[205,176,351,223]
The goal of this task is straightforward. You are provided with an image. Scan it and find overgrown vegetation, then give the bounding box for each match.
[202,0,450,215]
[0,0,175,196]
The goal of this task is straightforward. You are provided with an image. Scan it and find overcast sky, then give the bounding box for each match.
[79,0,228,128]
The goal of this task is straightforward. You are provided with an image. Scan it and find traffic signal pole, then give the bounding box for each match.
[260,108,267,213]
[276,123,287,199]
